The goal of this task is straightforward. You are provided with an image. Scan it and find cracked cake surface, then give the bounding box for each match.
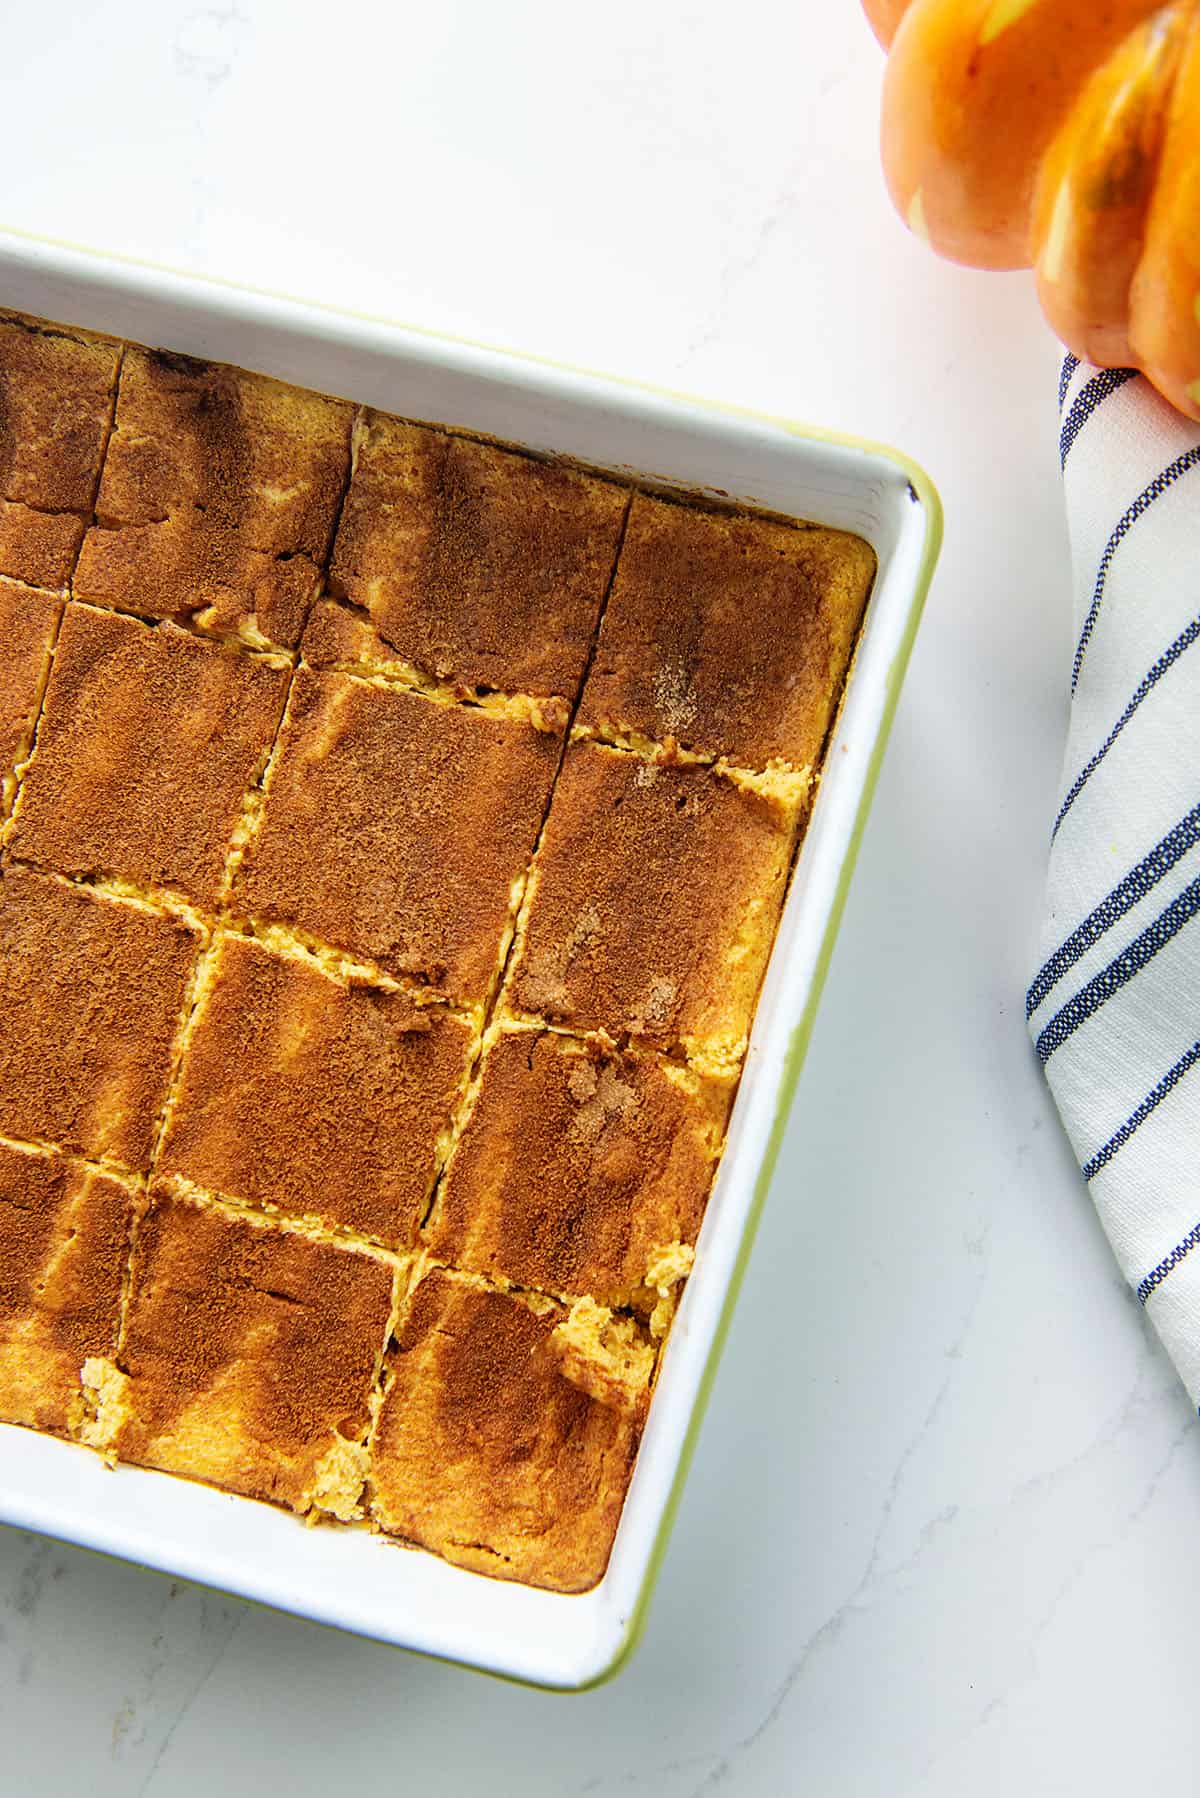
[0,578,61,814]
[92,1187,395,1517]
[577,492,874,773]
[0,1140,134,1434]
[425,1023,730,1306]
[329,415,628,699]
[0,313,121,589]
[369,1264,646,1592]
[0,866,200,1166]
[510,740,800,1072]
[158,933,477,1246]
[9,602,290,906]
[73,348,353,649]
[234,667,562,1006]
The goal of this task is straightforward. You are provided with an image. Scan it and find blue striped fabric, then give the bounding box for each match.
[1052,615,1200,839]
[1035,875,1200,1065]
[1034,358,1200,1407]
[1028,801,1200,1016]
[1071,445,1200,693]
[1059,368,1137,467]
[1058,354,1079,408]
[1088,1042,1200,1189]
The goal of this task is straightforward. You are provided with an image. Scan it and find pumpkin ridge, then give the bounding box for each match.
[1032,4,1191,368]
[1127,2,1200,414]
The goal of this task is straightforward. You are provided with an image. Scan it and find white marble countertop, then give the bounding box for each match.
[3,3,1197,1792]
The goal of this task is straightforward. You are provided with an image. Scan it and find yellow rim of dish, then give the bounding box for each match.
[0,220,944,1693]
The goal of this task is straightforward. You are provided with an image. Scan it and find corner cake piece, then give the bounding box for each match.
[0,314,120,589]
[0,579,61,814]
[0,866,200,1166]
[509,741,799,1073]
[425,1023,730,1310]
[0,1140,134,1434]
[9,604,290,906]
[329,415,628,699]
[370,1266,647,1591]
[159,934,477,1246]
[74,348,353,649]
[577,493,875,773]
[82,1189,395,1520]
[235,668,562,1006]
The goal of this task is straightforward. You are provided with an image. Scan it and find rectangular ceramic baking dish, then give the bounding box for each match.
[0,226,941,1691]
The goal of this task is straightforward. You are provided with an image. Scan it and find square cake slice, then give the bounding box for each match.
[426,1024,729,1308]
[370,1266,647,1591]
[509,742,798,1073]
[329,416,628,699]
[577,494,875,773]
[159,934,477,1246]
[0,1141,135,1434]
[9,604,290,906]
[86,1190,395,1519]
[0,579,61,815]
[0,314,121,589]
[235,668,562,1005]
[0,867,200,1166]
[74,348,353,649]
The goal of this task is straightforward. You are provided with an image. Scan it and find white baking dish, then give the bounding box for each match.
[0,227,941,1691]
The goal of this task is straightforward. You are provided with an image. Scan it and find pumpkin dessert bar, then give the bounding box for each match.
[158,933,477,1247]
[509,740,800,1075]
[8,602,290,906]
[0,866,200,1167]
[424,1021,730,1315]
[81,1187,396,1521]
[234,665,562,1007]
[0,578,61,815]
[577,492,874,775]
[0,1140,135,1435]
[329,414,628,700]
[0,306,880,1598]
[0,313,121,589]
[74,348,353,650]
[370,1264,650,1592]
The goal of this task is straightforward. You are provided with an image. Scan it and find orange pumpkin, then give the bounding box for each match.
[864,0,1200,420]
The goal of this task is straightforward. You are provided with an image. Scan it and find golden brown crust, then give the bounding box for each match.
[9,603,290,905]
[0,315,120,588]
[74,349,353,649]
[426,1026,729,1304]
[302,597,573,731]
[0,1140,134,1433]
[509,742,798,1067]
[0,503,86,592]
[109,1188,394,1514]
[235,668,561,1004]
[370,1267,643,1591]
[0,579,61,813]
[0,866,200,1166]
[302,594,415,674]
[330,416,628,698]
[578,494,875,772]
[159,934,476,1246]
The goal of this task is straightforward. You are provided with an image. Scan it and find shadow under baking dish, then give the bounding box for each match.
[0,225,941,1691]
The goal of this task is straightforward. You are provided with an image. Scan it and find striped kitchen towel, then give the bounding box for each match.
[1031,356,1200,1403]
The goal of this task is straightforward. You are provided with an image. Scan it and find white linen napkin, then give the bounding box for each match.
[1031,356,1200,1404]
